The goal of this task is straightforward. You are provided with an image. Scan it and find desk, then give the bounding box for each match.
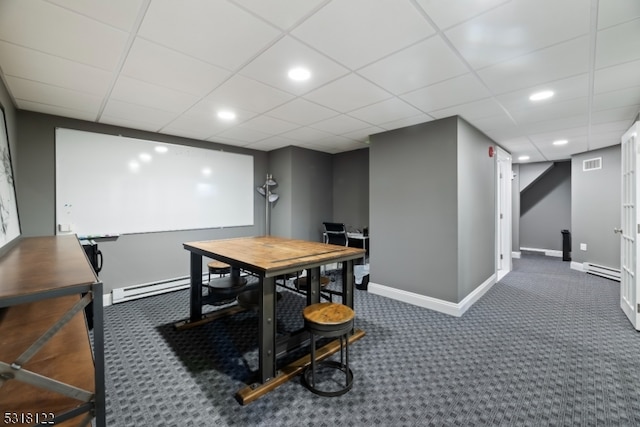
[181,235,365,403]
[0,235,105,427]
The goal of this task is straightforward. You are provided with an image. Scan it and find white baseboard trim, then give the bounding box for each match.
[520,247,562,258]
[570,261,585,272]
[368,274,496,317]
[512,251,521,259]
[103,293,112,307]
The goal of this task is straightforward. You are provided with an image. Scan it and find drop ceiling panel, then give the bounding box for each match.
[429,98,507,121]
[495,75,589,112]
[414,0,510,30]
[6,76,102,115]
[594,59,640,95]
[110,76,199,113]
[16,99,98,122]
[0,1,128,71]
[138,0,280,70]
[121,38,231,97]
[309,114,373,135]
[304,73,392,113]
[598,0,640,29]
[233,0,328,30]
[239,115,299,135]
[444,0,590,70]
[400,73,491,113]
[477,37,590,94]
[348,97,423,125]
[47,0,145,31]
[595,19,640,69]
[202,74,294,114]
[239,36,349,96]
[358,35,469,95]
[101,99,177,130]
[592,87,640,112]
[0,41,112,95]
[266,98,338,126]
[510,98,589,125]
[291,0,436,69]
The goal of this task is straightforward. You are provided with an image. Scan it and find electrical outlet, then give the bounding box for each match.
[580,243,587,251]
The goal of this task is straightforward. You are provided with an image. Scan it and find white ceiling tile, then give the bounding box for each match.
[495,74,589,112]
[216,125,272,144]
[429,98,506,121]
[162,114,228,140]
[477,37,590,94]
[593,87,640,112]
[591,105,640,125]
[305,73,391,113]
[358,35,469,94]
[342,126,385,142]
[378,114,434,131]
[240,115,299,135]
[0,41,112,95]
[121,38,231,97]
[594,59,640,94]
[291,0,435,69]
[101,99,177,130]
[348,97,423,124]
[100,115,167,134]
[233,0,327,30]
[401,73,491,112]
[245,135,298,151]
[595,19,640,69]
[138,0,280,70]
[281,126,332,143]
[520,114,589,136]
[6,75,102,114]
[266,98,338,126]
[239,36,349,96]
[203,74,293,113]
[47,0,145,31]
[445,0,590,69]
[110,76,199,113]
[471,114,518,133]
[0,1,128,70]
[15,99,98,122]
[598,0,640,29]
[414,0,510,30]
[310,114,373,135]
[511,98,589,125]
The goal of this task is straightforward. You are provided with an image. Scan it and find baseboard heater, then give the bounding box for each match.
[112,274,205,304]
[584,263,621,281]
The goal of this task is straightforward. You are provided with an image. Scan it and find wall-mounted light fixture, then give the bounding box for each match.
[257,174,279,235]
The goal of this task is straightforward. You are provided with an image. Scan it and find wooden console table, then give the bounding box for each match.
[0,235,105,426]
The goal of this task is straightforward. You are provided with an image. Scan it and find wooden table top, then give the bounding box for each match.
[0,235,98,303]
[184,235,365,276]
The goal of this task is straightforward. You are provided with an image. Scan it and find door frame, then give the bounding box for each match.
[496,146,513,281]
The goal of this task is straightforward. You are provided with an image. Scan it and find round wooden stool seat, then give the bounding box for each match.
[302,302,354,396]
[203,276,247,306]
[208,260,231,275]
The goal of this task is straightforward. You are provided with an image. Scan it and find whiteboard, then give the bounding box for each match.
[55,128,254,236]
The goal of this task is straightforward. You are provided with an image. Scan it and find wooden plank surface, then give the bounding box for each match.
[184,236,364,275]
[0,235,98,301]
[0,294,95,426]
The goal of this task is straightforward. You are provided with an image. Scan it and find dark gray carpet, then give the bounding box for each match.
[101,254,640,426]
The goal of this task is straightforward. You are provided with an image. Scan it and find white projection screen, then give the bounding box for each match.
[55,128,254,236]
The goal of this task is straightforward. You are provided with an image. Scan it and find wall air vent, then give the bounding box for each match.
[583,157,602,171]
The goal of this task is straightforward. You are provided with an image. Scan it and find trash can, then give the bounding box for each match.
[354,264,370,290]
[561,229,571,261]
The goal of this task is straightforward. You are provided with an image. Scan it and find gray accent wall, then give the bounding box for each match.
[269,146,333,242]
[571,145,620,268]
[333,148,369,232]
[15,111,268,294]
[519,161,571,251]
[370,116,495,304]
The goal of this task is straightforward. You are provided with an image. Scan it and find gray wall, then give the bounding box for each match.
[519,161,571,251]
[571,145,620,268]
[333,148,369,232]
[269,146,333,242]
[511,164,521,252]
[15,111,268,294]
[370,116,495,304]
[457,119,497,300]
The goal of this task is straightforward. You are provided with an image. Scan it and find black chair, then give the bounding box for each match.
[323,222,348,247]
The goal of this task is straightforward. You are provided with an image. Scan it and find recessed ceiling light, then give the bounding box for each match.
[154,146,168,153]
[529,90,554,101]
[518,155,530,161]
[288,67,311,81]
[217,110,236,120]
[553,139,568,146]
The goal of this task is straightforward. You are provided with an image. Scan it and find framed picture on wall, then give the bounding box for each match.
[0,103,20,250]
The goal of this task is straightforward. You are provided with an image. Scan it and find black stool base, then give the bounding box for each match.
[301,360,353,397]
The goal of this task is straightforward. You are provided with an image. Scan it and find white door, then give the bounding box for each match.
[620,121,640,329]
[496,147,512,281]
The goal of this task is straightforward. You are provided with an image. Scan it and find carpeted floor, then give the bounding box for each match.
[101,253,640,426]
